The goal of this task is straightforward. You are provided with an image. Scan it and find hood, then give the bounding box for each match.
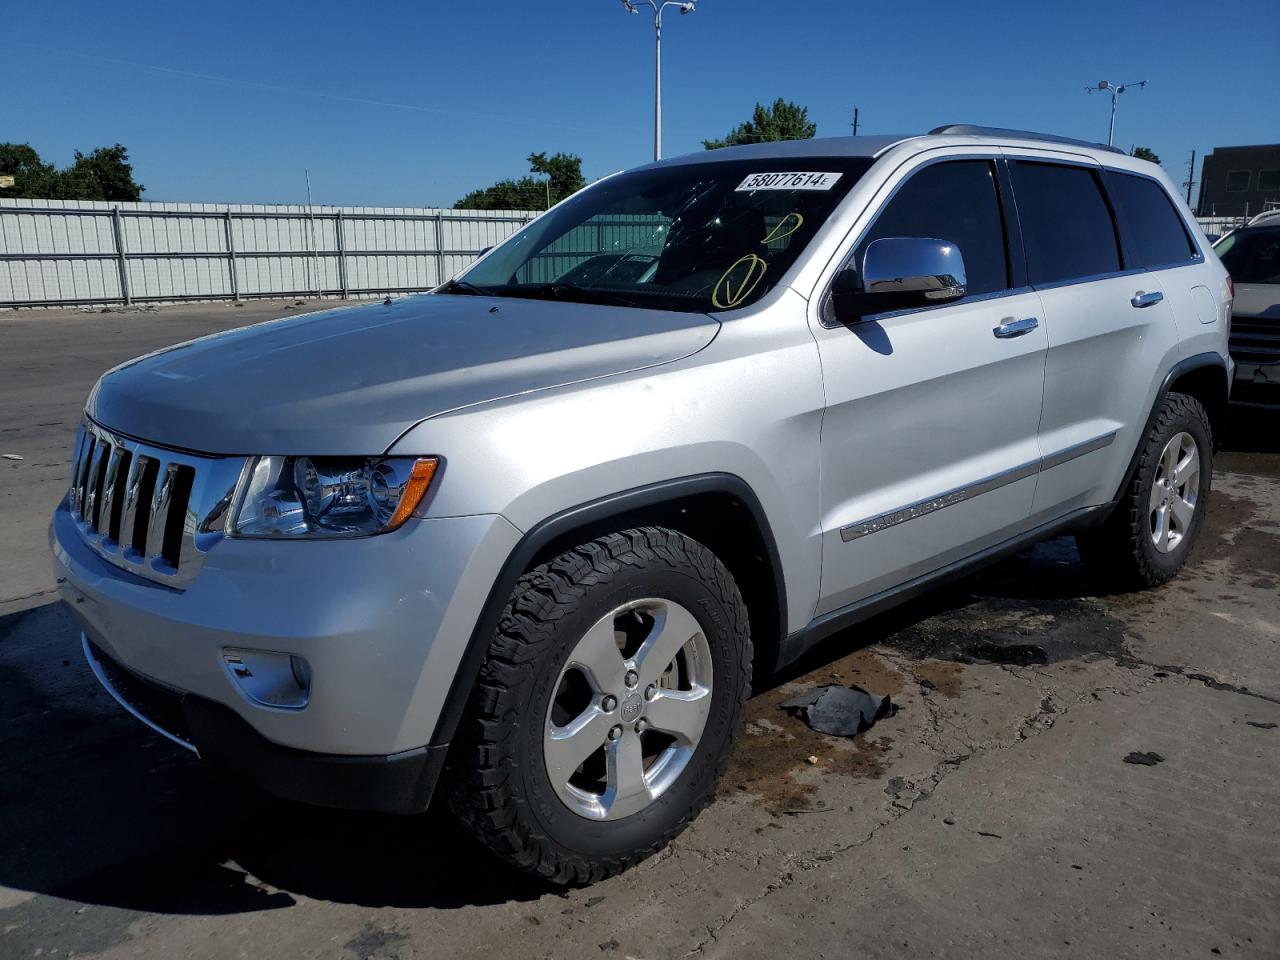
[1232,282,1280,320]
[87,295,719,455]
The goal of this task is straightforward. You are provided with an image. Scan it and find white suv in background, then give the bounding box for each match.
[53,124,1231,885]
[1215,210,1280,406]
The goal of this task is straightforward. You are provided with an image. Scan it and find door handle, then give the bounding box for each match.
[993,317,1039,339]
[1131,290,1164,308]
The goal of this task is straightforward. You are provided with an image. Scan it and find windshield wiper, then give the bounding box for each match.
[436,278,491,296]
[496,283,643,309]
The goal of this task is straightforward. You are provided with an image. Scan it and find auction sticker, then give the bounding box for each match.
[735,172,841,192]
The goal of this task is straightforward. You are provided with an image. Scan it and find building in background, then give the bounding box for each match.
[1197,144,1280,218]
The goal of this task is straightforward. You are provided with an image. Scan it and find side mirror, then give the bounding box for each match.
[830,237,967,322]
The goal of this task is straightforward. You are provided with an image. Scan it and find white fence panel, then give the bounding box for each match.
[0,199,538,307]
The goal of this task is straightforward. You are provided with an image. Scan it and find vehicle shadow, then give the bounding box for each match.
[1218,404,1280,477]
[757,533,1123,693]
[0,601,550,916]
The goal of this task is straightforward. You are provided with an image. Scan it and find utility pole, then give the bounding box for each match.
[620,1,696,161]
[1183,149,1197,206]
[1086,79,1147,147]
[851,107,860,137]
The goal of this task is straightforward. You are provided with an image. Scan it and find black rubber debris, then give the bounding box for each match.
[1123,751,1165,766]
[780,685,893,736]
[1246,721,1277,730]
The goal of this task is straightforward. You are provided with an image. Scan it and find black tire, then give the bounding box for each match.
[445,526,752,885]
[1076,391,1213,589]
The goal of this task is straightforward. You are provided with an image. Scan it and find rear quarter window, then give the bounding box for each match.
[1104,171,1198,269]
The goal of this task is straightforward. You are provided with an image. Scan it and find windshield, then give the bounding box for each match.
[1215,227,1280,284]
[450,157,874,312]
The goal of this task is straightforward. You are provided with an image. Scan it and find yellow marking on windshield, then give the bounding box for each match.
[762,212,804,245]
[712,254,768,309]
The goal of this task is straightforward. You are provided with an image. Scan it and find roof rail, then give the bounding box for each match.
[929,124,1126,156]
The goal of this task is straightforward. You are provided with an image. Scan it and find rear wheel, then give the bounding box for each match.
[1076,392,1212,589]
[446,526,751,885]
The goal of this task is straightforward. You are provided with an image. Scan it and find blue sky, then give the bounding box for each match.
[4,0,1276,207]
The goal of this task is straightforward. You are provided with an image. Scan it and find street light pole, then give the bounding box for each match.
[621,0,695,161]
[1087,79,1148,147]
[1108,88,1118,147]
[654,5,662,161]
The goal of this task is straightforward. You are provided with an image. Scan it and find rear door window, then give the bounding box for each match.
[1104,171,1198,268]
[1010,161,1121,285]
[855,159,1010,298]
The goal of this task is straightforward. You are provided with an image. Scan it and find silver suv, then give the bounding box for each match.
[51,126,1232,884]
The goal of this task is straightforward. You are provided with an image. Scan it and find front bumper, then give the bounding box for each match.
[52,495,522,811]
[83,635,447,813]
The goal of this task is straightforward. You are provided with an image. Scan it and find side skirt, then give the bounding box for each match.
[778,502,1114,669]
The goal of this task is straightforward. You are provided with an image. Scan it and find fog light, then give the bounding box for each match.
[220,649,312,710]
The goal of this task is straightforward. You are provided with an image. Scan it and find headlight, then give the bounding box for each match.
[231,455,440,538]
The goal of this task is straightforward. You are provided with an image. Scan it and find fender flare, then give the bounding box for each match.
[1112,350,1229,502]
[428,472,786,747]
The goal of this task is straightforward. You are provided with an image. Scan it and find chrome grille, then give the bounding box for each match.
[67,419,247,589]
[1229,316,1280,366]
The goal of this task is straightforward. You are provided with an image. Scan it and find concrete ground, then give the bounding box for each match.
[1,301,1278,960]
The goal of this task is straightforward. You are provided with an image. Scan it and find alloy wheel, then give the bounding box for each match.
[543,598,713,821]
[1149,431,1200,553]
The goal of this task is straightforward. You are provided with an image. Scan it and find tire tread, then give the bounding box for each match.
[1077,391,1212,589]
[446,526,752,885]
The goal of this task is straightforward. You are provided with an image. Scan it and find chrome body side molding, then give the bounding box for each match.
[840,431,1117,542]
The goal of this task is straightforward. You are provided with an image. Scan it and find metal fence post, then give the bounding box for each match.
[434,212,446,285]
[335,210,349,299]
[224,211,239,301]
[110,207,132,305]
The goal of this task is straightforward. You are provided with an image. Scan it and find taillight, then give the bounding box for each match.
[1226,275,1234,299]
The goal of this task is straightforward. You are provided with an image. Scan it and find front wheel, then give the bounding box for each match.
[446,526,751,885]
[1076,391,1213,589]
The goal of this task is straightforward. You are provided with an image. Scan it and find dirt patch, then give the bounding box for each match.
[344,922,408,960]
[1193,490,1280,579]
[1222,528,1280,578]
[810,646,906,698]
[729,648,898,815]
[910,661,966,698]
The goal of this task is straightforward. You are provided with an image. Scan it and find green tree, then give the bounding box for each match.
[456,152,586,210]
[0,143,60,198]
[66,145,144,201]
[1131,146,1161,165]
[703,99,817,150]
[0,142,143,200]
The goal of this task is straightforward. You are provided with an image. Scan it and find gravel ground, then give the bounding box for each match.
[2,301,1278,959]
